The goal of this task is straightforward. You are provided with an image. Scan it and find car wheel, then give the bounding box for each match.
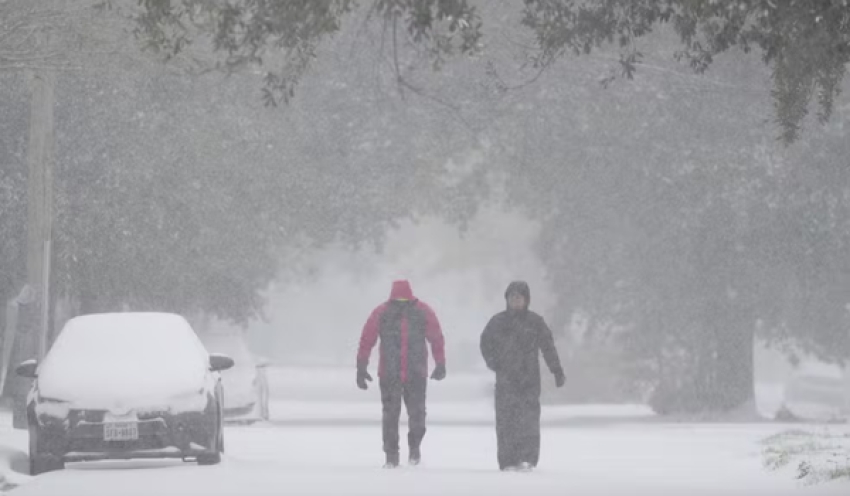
[28,425,64,475]
[30,455,64,476]
[197,429,223,466]
[197,428,222,466]
[196,450,222,465]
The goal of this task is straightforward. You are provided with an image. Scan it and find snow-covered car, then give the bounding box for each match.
[15,312,234,475]
[199,331,269,422]
[783,368,850,421]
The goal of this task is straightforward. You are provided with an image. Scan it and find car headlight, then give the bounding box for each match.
[169,387,210,415]
[35,396,71,420]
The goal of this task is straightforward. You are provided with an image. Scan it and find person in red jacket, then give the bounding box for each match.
[356,280,446,468]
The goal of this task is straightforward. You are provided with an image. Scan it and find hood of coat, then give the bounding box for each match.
[389,280,415,301]
[504,280,530,312]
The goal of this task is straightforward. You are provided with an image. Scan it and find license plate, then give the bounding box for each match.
[104,422,139,441]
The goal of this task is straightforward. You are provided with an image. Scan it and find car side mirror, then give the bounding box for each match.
[209,353,234,372]
[15,359,38,378]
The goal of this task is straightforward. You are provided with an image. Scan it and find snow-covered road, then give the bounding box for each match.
[6,415,849,496]
[2,369,848,495]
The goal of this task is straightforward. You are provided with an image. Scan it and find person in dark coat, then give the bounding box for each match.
[356,280,446,468]
[480,281,565,471]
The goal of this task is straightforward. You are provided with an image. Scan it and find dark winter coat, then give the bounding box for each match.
[480,281,563,397]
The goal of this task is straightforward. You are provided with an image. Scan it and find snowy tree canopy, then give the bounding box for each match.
[125,0,850,144]
[2,0,848,414]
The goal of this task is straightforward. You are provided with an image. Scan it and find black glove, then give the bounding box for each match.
[554,369,566,388]
[356,364,373,390]
[430,363,446,381]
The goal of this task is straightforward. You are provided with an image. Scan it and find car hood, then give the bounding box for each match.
[35,312,213,412]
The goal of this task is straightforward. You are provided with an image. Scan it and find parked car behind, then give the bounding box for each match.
[783,366,850,421]
[16,312,234,475]
[199,331,269,422]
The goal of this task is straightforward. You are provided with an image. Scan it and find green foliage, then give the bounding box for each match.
[129,0,850,143]
[762,430,850,485]
[521,0,850,143]
[4,0,848,409]
[459,39,850,411]
[38,20,483,325]
[2,0,490,326]
[50,71,283,323]
[126,0,482,105]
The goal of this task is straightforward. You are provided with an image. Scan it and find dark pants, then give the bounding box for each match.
[380,376,427,455]
[494,386,541,469]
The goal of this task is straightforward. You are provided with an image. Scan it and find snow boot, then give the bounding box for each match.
[383,452,400,469]
[409,445,421,466]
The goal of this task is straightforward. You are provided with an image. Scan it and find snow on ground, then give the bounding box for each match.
[2,403,849,496]
[2,366,848,495]
[762,428,850,485]
[0,411,31,493]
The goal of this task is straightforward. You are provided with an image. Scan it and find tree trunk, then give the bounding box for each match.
[698,295,757,413]
[714,323,756,411]
[651,310,757,415]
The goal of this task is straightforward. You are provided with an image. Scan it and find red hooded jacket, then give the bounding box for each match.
[357,280,445,382]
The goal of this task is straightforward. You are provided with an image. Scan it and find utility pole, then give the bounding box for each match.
[11,69,55,429]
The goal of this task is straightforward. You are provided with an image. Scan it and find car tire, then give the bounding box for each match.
[196,450,221,465]
[197,430,223,466]
[197,429,222,466]
[30,455,64,476]
[29,425,64,475]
